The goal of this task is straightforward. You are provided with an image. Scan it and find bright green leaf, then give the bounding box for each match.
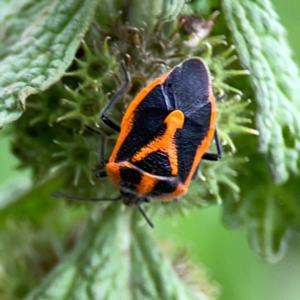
[0,0,99,127]
[222,0,300,184]
[25,204,216,300]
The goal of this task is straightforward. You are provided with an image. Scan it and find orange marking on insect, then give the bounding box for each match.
[184,91,216,187]
[131,110,184,175]
[109,72,171,163]
[158,183,187,200]
[105,162,122,189]
[136,173,159,195]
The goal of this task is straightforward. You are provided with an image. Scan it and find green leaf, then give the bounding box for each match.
[0,177,62,227]
[222,0,300,184]
[0,0,99,127]
[25,204,215,300]
[0,177,31,210]
[245,180,290,264]
[222,145,300,263]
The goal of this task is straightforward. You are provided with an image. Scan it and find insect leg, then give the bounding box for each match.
[101,61,131,133]
[84,125,109,178]
[137,204,154,228]
[52,193,122,202]
[85,125,107,165]
[192,163,202,179]
[202,129,222,161]
[193,130,222,178]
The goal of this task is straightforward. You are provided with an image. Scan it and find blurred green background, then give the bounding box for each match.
[0,1,300,299]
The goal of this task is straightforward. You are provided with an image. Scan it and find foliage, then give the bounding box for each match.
[0,0,300,299]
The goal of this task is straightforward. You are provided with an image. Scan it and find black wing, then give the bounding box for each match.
[163,58,212,182]
[116,58,212,182]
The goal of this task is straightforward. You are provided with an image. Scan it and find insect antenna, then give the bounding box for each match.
[137,204,154,228]
[52,194,154,227]
[51,193,122,202]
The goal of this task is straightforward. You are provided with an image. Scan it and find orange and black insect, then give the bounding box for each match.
[54,58,222,227]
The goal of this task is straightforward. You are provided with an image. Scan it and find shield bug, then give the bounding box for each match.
[55,58,221,227]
